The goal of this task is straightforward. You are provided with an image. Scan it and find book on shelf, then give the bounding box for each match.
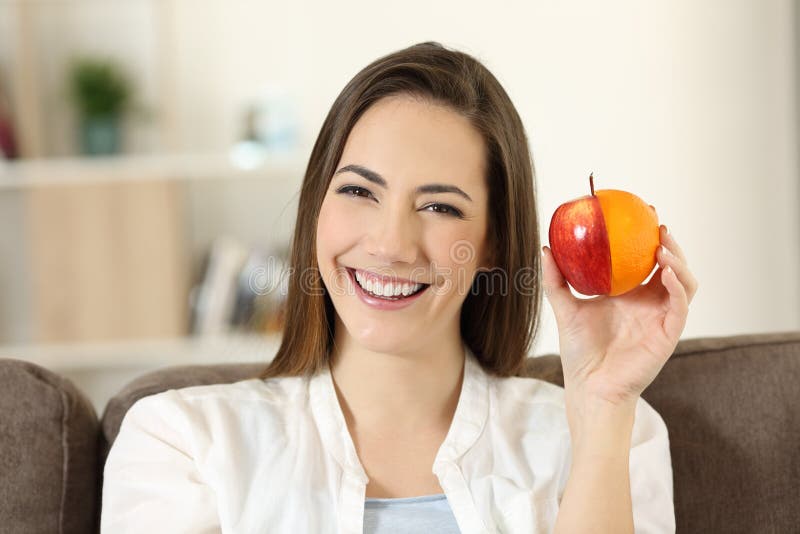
[189,236,289,336]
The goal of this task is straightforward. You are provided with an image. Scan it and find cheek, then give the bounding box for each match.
[428,224,486,269]
[316,196,362,261]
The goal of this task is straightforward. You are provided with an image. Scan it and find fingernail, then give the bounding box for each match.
[664,225,670,235]
[661,245,673,257]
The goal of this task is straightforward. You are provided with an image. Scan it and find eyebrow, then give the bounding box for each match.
[334,164,473,202]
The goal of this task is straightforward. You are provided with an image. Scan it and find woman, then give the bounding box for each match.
[102,41,697,533]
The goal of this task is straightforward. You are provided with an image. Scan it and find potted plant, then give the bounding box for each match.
[67,57,132,156]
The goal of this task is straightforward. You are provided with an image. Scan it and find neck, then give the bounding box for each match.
[329,323,466,441]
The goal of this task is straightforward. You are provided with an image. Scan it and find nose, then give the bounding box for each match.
[363,205,419,265]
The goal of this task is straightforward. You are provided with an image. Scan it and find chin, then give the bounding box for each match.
[346,320,422,356]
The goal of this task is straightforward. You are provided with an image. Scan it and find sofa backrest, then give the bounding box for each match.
[641,331,800,533]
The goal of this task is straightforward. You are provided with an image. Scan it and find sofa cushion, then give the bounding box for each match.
[0,358,99,534]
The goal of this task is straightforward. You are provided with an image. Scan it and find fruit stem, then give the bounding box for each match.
[589,172,595,196]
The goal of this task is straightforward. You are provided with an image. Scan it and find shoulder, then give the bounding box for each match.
[130,374,307,411]
[172,374,308,406]
[103,374,316,531]
[488,372,668,439]
[491,373,567,406]
[489,374,569,431]
[119,375,310,449]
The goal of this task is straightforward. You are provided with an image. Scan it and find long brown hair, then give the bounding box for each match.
[257,41,542,380]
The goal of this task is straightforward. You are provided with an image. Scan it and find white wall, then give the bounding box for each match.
[5,0,799,355]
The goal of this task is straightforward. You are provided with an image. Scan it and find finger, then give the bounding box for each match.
[657,244,699,304]
[541,246,578,323]
[661,265,689,341]
[659,225,687,265]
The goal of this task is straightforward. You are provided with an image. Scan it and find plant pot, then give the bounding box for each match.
[80,115,121,156]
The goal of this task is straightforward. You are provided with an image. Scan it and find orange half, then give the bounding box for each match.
[595,189,660,296]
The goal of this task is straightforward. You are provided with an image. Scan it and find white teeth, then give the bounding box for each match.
[354,270,423,298]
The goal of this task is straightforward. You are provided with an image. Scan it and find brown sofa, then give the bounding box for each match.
[2,331,799,533]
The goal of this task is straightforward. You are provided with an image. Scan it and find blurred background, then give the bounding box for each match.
[0,0,797,411]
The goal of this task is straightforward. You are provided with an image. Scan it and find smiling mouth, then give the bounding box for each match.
[346,268,430,300]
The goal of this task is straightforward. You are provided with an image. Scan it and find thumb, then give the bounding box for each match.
[541,246,578,323]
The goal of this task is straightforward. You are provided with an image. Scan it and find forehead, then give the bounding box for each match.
[339,95,487,189]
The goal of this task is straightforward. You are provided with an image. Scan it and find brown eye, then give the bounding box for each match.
[337,185,375,200]
[422,203,464,218]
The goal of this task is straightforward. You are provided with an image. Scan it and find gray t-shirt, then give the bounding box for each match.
[363,493,460,533]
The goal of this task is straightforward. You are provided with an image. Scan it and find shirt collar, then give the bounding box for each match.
[308,342,490,482]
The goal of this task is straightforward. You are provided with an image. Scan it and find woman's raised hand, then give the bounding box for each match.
[541,225,698,406]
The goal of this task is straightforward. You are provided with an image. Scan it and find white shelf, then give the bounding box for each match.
[0,150,309,190]
[0,332,282,371]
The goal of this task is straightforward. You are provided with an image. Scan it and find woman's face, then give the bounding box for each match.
[316,94,492,355]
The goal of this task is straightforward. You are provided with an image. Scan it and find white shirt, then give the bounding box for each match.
[101,344,675,533]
